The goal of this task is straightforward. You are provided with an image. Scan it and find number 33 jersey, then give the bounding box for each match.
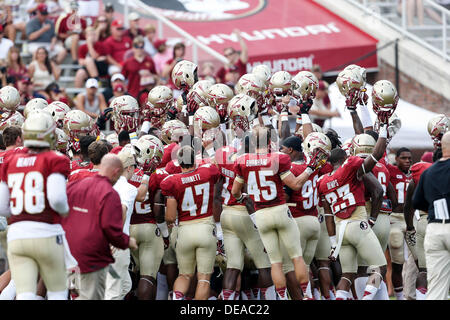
[317,156,366,220]
[0,150,70,224]
[234,152,292,211]
[160,164,221,222]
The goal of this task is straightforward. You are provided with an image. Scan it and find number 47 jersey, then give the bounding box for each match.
[160,164,221,222]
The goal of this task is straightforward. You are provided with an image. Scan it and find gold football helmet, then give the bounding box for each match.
[43,101,71,128]
[0,111,25,133]
[110,95,140,133]
[295,123,323,139]
[207,83,234,122]
[302,132,332,167]
[427,114,449,147]
[133,134,165,172]
[161,119,189,145]
[371,80,398,117]
[336,68,366,107]
[237,73,265,108]
[23,110,57,148]
[193,106,220,132]
[0,86,20,115]
[172,60,198,90]
[228,94,256,131]
[24,98,48,119]
[269,71,292,102]
[352,133,376,157]
[145,86,173,129]
[291,71,319,102]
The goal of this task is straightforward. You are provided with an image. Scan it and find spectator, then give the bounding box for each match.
[122,36,157,97]
[26,0,46,17]
[311,64,323,80]
[55,0,87,63]
[143,24,157,57]
[215,29,247,85]
[75,78,108,119]
[125,12,143,40]
[152,38,172,75]
[3,0,28,41]
[0,25,14,63]
[75,27,109,88]
[28,46,61,98]
[104,2,115,23]
[6,46,28,84]
[17,76,46,107]
[309,80,340,128]
[44,82,71,105]
[105,20,132,76]
[103,72,127,103]
[63,154,137,300]
[162,42,185,90]
[26,3,66,64]
[108,82,126,104]
[94,15,110,41]
[199,62,216,83]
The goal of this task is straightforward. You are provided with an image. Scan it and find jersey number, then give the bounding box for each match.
[8,171,45,215]
[377,172,387,196]
[181,183,210,216]
[222,177,231,205]
[247,170,277,202]
[324,184,356,215]
[302,175,319,210]
[395,182,409,204]
[135,193,151,214]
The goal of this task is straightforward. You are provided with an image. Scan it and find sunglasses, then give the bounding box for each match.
[98,19,107,23]
[116,27,124,31]
[133,43,144,49]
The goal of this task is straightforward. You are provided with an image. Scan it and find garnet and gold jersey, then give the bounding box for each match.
[386,163,411,206]
[1,150,70,225]
[317,156,366,219]
[160,164,220,222]
[159,143,179,169]
[0,147,27,173]
[68,168,98,183]
[410,161,432,185]
[287,161,319,218]
[70,159,93,172]
[215,146,243,207]
[234,152,292,211]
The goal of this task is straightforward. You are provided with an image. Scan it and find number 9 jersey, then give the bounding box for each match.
[160,164,221,222]
[0,150,70,224]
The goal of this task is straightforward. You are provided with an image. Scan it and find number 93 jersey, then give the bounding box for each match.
[160,164,221,222]
[234,152,292,211]
[0,150,70,224]
[317,156,366,220]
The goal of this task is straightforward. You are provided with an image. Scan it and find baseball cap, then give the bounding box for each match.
[105,2,114,12]
[36,3,48,14]
[113,82,125,92]
[118,145,136,168]
[128,12,140,21]
[420,151,433,163]
[153,39,167,49]
[111,20,124,29]
[85,78,99,88]
[282,136,303,152]
[111,73,125,82]
[20,76,32,84]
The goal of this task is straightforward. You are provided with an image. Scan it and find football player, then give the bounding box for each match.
[110,95,140,141]
[141,86,174,134]
[67,140,110,182]
[160,146,221,300]
[0,111,76,300]
[231,126,327,300]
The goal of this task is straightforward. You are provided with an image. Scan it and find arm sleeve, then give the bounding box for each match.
[0,182,11,217]
[100,191,130,249]
[47,173,69,215]
[359,104,373,128]
[412,172,428,212]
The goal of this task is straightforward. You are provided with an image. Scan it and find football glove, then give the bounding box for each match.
[405,229,416,247]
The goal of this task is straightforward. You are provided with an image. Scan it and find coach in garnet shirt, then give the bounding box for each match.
[63,154,137,300]
[122,36,157,97]
[105,20,132,72]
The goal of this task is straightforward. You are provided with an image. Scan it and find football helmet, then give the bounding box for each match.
[371,80,399,117]
[24,98,48,119]
[43,101,71,128]
[352,133,376,157]
[144,86,173,129]
[0,86,20,117]
[336,68,366,107]
[187,80,213,111]
[111,95,140,133]
[341,138,354,156]
[295,123,323,139]
[237,73,265,109]
[252,64,272,85]
[291,71,319,102]
[54,127,69,154]
[193,106,220,132]
[427,114,449,147]
[0,111,25,133]
[269,71,292,99]
[161,119,189,145]
[228,94,256,132]
[22,110,57,148]
[302,132,332,166]
[172,60,198,91]
[344,64,367,83]
[133,135,165,172]
[207,83,234,122]
[63,110,99,144]
[106,132,119,148]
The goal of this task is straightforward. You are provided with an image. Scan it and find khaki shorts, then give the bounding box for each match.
[357,213,391,266]
[389,212,417,264]
[254,204,302,264]
[8,236,67,294]
[294,215,320,265]
[176,217,217,275]
[221,205,270,271]
[130,223,164,278]
[163,225,178,265]
[315,208,331,261]
[0,229,7,253]
[75,267,108,300]
[104,248,132,300]
[337,207,387,273]
[416,212,428,269]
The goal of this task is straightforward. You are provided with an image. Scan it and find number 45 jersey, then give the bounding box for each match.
[160,164,221,222]
[317,156,366,220]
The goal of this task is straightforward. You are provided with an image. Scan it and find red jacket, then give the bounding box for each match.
[63,175,129,273]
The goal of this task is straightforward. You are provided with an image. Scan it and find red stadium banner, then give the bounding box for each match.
[138,0,379,74]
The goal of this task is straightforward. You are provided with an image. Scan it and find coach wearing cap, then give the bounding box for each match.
[413,131,450,300]
[63,154,137,300]
[104,20,132,76]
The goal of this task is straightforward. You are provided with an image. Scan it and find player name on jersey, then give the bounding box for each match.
[326,179,339,190]
[246,159,268,166]
[221,167,235,178]
[16,156,37,167]
[181,173,201,184]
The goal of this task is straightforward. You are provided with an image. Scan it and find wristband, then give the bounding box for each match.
[280,112,289,122]
[296,115,303,124]
[141,121,151,134]
[189,115,194,126]
[301,114,311,124]
[359,104,373,128]
[157,222,169,238]
[329,235,337,247]
[206,147,215,157]
[305,167,314,175]
[129,131,137,141]
[215,222,223,240]
[379,125,388,139]
[142,174,150,184]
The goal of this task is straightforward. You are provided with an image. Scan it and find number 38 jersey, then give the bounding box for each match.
[160,164,221,222]
[234,152,292,211]
[286,161,319,218]
[317,156,366,220]
[0,150,70,225]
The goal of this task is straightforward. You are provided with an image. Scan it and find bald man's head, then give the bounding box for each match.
[441,131,450,157]
[99,154,124,185]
